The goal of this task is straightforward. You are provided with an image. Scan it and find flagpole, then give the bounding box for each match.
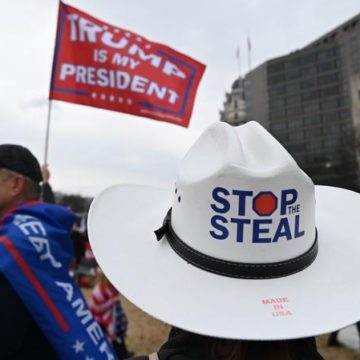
[44,0,61,164]
[237,45,241,79]
[44,100,53,164]
[247,35,252,71]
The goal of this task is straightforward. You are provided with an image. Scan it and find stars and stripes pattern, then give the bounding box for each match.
[90,283,128,340]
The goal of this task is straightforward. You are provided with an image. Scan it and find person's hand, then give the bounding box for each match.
[41,164,50,183]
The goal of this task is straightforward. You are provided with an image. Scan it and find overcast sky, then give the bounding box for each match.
[1,0,360,196]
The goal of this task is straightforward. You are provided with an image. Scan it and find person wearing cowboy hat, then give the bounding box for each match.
[88,121,360,359]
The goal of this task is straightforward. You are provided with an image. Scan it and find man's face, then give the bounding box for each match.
[0,169,22,216]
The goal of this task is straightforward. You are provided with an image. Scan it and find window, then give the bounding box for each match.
[340,123,353,135]
[287,106,302,116]
[317,61,337,73]
[286,95,301,105]
[285,58,301,69]
[318,73,338,85]
[289,131,304,141]
[270,98,286,108]
[328,152,342,163]
[269,86,286,96]
[305,127,322,137]
[338,97,349,107]
[353,61,360,74]
[268,74,285,85]
[302,90,320,101]
[321,112,338,123]
[317,51,328,61]
[268,62,285,73]
[301,66,317,77]
[306,142,322,151]
[340,111,351,120]
[286,70,301,80]
[288,118,303,129]
[323,125,341,135]
[307,154,326,163]
[271,108,287,118]
[287,143,305,153]
[303,102,320,113]
[274,133,288,143]
[301,78,318,89]
[302,53,317,65]
[285,82,301,93]
[321,99,338,110]
[321,86,340,97]
[318,48,338,61]
[271,122,287,131]
[323,138,340,148]
[350,37,359,51]
[303,115,321,126]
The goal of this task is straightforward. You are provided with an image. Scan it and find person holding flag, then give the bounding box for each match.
[0,145,117,359]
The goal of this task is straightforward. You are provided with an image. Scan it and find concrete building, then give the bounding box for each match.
[222,14,360,189]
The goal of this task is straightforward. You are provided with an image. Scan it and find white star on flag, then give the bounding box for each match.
[72,340,85,353]
[85,356,94,360]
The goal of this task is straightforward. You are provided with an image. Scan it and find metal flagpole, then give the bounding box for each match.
[236,45,241,79]
[44,0,61,164]
[247,35,252,71]
[44,100,53,164]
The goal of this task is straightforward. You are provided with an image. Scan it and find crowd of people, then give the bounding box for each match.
[2,121,360,360]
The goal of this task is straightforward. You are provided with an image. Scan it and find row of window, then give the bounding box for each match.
[351,53,360,74]
[270,112,352,131]
[275,128,353,145]
[350,35,359,52]
[269,85,343,109]
[268,73,340,97]
[268,60,341,85]
[269,97,349,119]
[284,136,353,154]
[294,151,353,165]
[268,48,341,75]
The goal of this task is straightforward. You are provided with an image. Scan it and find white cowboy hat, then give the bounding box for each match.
[88,121,360,340]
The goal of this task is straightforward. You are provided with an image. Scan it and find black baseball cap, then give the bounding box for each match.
[0,144,43,183]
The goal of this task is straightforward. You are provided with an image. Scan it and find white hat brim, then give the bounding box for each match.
[88,184,360,340]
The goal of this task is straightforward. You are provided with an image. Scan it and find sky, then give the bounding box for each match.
[1,0,360,197]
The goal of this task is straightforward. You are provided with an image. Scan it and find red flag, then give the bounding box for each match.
[49,2,206,127]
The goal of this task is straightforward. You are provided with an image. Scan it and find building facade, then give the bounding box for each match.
[220,77,247,126]
[222,14,360,189]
